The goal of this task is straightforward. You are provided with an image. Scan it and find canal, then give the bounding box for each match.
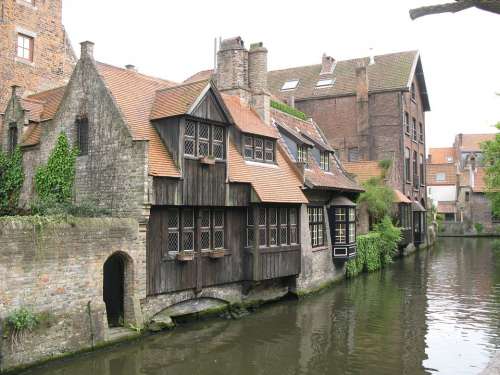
[21,238,500,375]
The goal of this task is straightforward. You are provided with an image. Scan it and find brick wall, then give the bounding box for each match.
[0,217,146,372]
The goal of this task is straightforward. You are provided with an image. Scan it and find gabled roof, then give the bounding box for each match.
[437,201,456,214]
[183,70,214,84]
[222,94,279,139]
[427,163,458,186]
[303,153,362,192]
[23,86,67,123]
[457,133,496,152]
[150,79,210,120]
[268,50,430,111]
[428,147,455,164]
[343,161,383,184]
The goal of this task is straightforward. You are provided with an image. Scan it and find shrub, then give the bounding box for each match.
[374,216,402,266]
[5,307,39,349]
[474,223,484,234]
[357,178,395,224]
[35,133,78,205]
[0,147,24,216]
[270,100,308,121]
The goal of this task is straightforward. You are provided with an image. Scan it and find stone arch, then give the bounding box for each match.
[103,251,137,327]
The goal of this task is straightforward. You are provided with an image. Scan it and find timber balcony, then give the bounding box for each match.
[244,245,301,281]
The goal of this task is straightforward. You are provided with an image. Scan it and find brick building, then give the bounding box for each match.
[0,0,75,130]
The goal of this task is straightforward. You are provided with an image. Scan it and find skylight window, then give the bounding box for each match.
[281,79,299,91]
[316,78,335,88]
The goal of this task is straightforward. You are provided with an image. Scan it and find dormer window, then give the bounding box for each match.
[297,144,308,166]
[316,78,335,88]
[320,151,330,171]
[243,135,275,163]
[184,119,225,160]
[8,123,18,154]
[281,79,299,91]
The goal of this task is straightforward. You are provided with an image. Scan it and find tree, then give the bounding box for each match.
[481,122,500,217]
[410,0,500,20]
[0,148,24,215]
[357,177,396,225]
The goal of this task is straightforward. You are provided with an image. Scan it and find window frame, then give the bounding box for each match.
[419,153,425,186]
[332,206,356,245]
[404,112,410,134]
[320,151,330,172]
[308,206,325,248]
[246,206,299,248]
[17,33,34,62]
[8,122,18,154]
[243,134,275,164]
[419,122,424,143]
[405,147,411,182]
[315,78,335,88]
[297,144,309,166]
[412,117,417,141]
[411,82,416,101]
[413,150,418,187]
[348,147,359,162]
[183,119,226,160]
[76,116,89,156]
[281,79,299,91]
[435,172,446,182]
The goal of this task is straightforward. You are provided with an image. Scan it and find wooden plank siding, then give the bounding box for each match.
[182,159,226,206]
[244,246,301,281]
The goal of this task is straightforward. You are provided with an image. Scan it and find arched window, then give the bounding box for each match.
[76,116,89,155]
[8,123,18,154]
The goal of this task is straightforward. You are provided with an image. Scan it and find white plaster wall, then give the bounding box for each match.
[427,185,456,204]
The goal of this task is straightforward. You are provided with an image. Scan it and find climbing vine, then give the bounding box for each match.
[0,147,24,216]
[34,133,78,205]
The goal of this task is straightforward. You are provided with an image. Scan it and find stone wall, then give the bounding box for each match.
[0,217,146,372]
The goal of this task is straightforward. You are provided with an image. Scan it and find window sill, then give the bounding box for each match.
[15,57,35,67]
[312,245,329,253]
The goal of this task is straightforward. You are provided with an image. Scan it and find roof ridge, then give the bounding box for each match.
[155,78,210,94]
[27,85,67,99]
[96,61,177,86]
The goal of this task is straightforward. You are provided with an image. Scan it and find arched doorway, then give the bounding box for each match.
[103,253,125,327]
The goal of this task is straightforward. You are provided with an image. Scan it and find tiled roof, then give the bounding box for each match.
[228,141,307,203]
[428,147,455,164]
[20,123,42,147]
[394,189,412,204]
[460,167,488,193]
[222,94,279,139]
[183,70,214,84]
[458,133,496,152]
[343,161,383,184]
[271,108,332,151]
[24,86,67,122]
[20,98,44,122]
[437,201,456,214]
[150,80,209,120]
[268,51,419,101]
[96,62,181,177]
[427,163,458,185]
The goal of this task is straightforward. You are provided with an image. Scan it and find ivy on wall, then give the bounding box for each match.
[0,147,24,215]
[34,133,78,205]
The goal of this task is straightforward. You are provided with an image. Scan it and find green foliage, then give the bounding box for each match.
[481,123,500,217]
[374,216,402,266]
[0,147,24,215]
[378,159,392,179]
[347,217,401,278]
[270,100,307,121]
[5,307,39,349]
[31,198,110,217]
[357,178,395,224]
[474,222,484,234]
[35,133,78,205]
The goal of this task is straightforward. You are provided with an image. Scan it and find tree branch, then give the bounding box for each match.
[409,0,477,19]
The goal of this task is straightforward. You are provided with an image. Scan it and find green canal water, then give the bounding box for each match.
[21,238,500,375]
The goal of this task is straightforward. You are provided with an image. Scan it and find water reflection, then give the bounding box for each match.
[21,238,500,375]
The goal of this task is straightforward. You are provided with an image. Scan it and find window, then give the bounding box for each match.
[320,151,330,171]
[281,79,299,91]
[411,82,416,100]
[419,154,424,185]
[405,147,411,182]
[297,144,308,165]
[413,151,418,186]
[184,120,225,160]
[247,207,298,247]
[399,204,412,230]
[412,117,417,141]
[316,78,335,88]
[446,156,453,163]
[465,191,470,202]
[243,135,275,163]
[404,112,410,134]
[308,207,324,248]
[166,208,225,254]
[348,147,359,162]
[8,123,18,154]
[436,172,446,182]
[17,34,33,61]
[332,207,356,245]
[419,122,424,142]
[76,117,89,156]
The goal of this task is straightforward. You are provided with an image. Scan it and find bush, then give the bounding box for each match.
[357,178,395,224]
[5,307,39,349]
[0,147,24,216]
[474,223,484,234]
[31,198,110,217]
[374,216,402,266]
[270,100,308,121]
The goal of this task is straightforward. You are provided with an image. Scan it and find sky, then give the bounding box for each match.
[62,0,500,150]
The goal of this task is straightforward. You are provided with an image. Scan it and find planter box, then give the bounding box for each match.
[200,156,216,165]
[176,252,195,262]
[208,249,225,259]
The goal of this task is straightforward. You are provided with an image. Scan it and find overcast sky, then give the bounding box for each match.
[62,0,499,150]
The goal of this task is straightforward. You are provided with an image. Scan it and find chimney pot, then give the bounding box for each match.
[80,41,95,60]
[320,53,336,75]
[125,64,137,72]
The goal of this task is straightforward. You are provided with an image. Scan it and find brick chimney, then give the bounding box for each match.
[80,41,95,60]
[249,42,270,125]
[216,37,249,96]
[355,61,370,159]
[320,54,336,75]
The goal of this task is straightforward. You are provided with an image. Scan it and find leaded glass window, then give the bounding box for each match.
[243,135,275,163]
[184,120,196,156]
[184,120,225,159]
[213,126,224,160]
[265,140,274,162]
[269,207,278,246]
[332,206,356,245]
[213,210,224,249]
[320,151,330,171]
[167,208,179,253]
[258,207,267,247]
[182,209,194,251]
[290,208,298,244]
[280,208,288,245]
[308,206,324,247]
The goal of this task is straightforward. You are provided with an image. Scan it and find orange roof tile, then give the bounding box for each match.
[228,141,307,203]
[20,123,42,147]
[150,80,209,120]
[96,62,180,177]
[437,201,456,214]
[303,154,362,191]
[183,70,214,84]
[427,163,458,185]
[26,86,66,122]
[428,147,455,164]
[393,189,411,204]
[459,134,496,152]
[343,161,383,183]
[222,94,279,139]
